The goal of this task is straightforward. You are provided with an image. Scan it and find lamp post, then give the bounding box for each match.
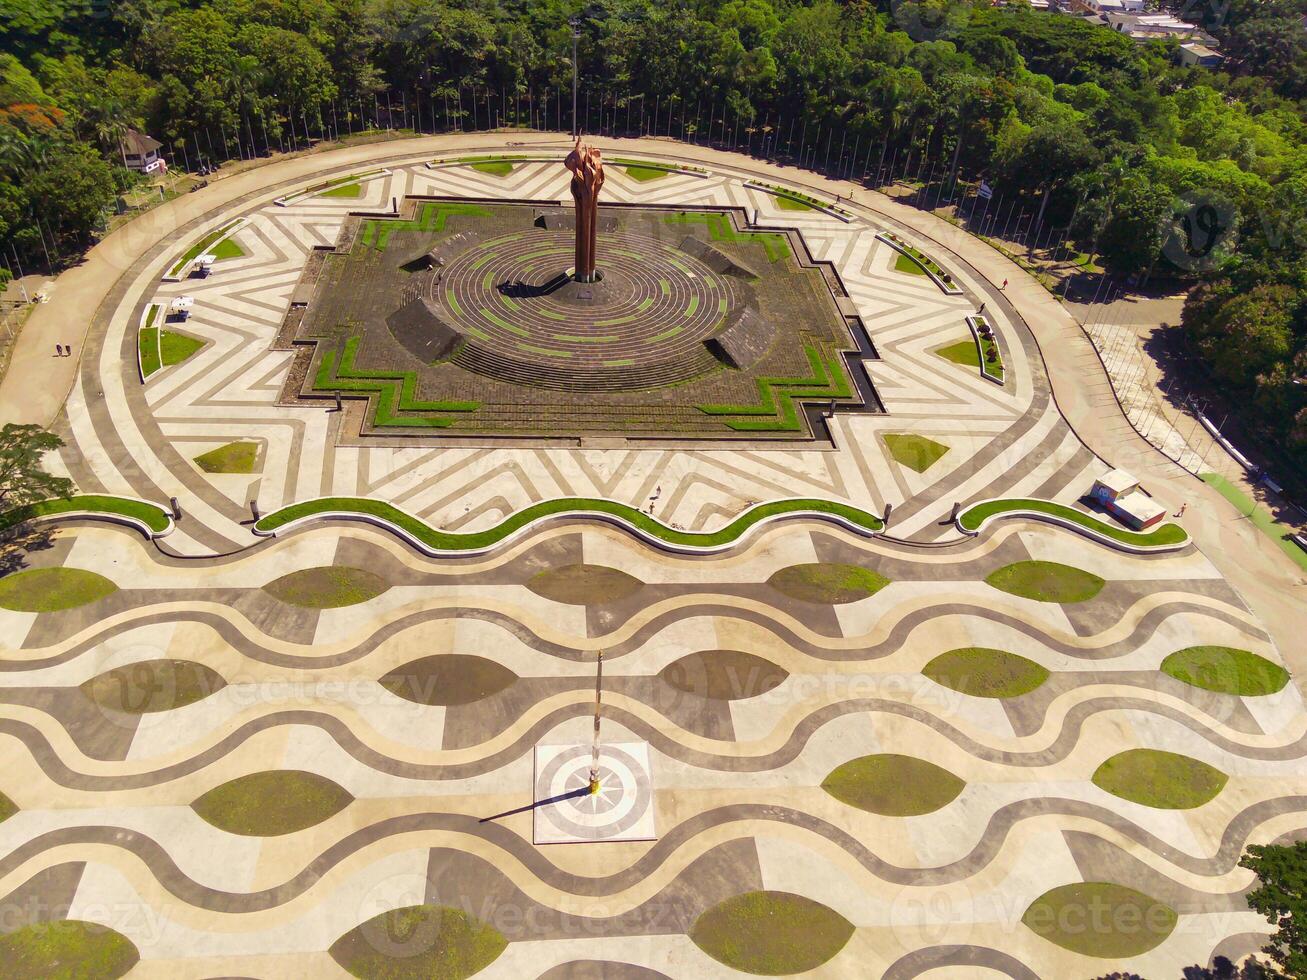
[570,17,582,137]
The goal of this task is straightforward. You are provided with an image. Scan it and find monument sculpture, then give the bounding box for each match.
[565,137,604,283]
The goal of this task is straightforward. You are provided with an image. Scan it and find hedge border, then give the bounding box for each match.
[0,495,174,539]
[957,497,1188,552]
[253,496,884,555]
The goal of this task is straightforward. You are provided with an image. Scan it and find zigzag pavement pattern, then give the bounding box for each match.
[51,157,1104,555]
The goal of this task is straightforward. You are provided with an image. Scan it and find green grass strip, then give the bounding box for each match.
[479,308,529,337]
[665,212,790,262]
[167,220,240,277]
[139,327,162,378]
[959,498,1188,548]
[1200,472,1307,571]
[255,496,883,552]
[697,343,853,432]
[0,495,172,534]
[313,338,479,427]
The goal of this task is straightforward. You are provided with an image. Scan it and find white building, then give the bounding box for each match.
[122,130,164,174]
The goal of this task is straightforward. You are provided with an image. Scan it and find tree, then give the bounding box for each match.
[21,139,115,247]
[1242,840,1307,978]
[0,424,73,511]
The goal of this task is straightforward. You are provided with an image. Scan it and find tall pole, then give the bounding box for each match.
[588,651,604,794]
[571,17,581,137]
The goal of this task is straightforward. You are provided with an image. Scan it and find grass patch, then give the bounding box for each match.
[973,316,1004,381]
[823,754,964,815]
[776,194,816,211]
[691,891,854,975]
[985,560,1104,603]
[469,160,513,176]
[697,343,854,431]
[527,563,643,605]
[959,498,1188,547]
[881,234,953,285]
[263,566,390,608]
[360,202,491,254]
[166,220,239,277]
[0,495,171,535]
[665,211,790,262]
[81,660,226,714]
[329,905,507,980]
[192,770,352,836]
[0,568,118,613]
[160,330,204,368]
[768,562,890,604]
[209,236,245,260]
[193,441,260,474]
[255,496,883,552]
[1161,646,1289,696]
[884,433,949,473]
[1200,472,1307,572]
[138,326,161,378]
[923,648,1050,698]
[1023,883,1176,957]
[0,791,15,823]
[1093,748,1227,809]
[0,921,139,979]
[312,335,480,427]
[895,252,929,275]
[381,654,518,707]
[623,164,667,182]
[937,339,980,367]
[319,181,362,198]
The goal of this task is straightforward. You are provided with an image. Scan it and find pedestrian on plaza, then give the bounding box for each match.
[1176,502,1188,518]
[977,302,986,315]
[54,344,62,356]
[1001,279,1008,290]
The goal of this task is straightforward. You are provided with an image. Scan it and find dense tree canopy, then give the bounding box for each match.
[0,0,1303,478]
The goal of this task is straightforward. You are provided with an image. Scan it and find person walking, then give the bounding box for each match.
[54,344,62,356]
[977,302,986,315]
[1175,502,1188,518]
[1001,278,1008,290]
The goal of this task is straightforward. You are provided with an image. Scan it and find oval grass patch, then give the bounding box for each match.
[767,563,889,604]
[380,654,518,706]
[984,560,1104,603]
[822,754,964,816]
[0,568,118,613]
[329,905,507,980]
[659,651,788,700]
[1023,882,1176,957]
[528,563,643,605]
[80,659,226,714]
[0,920,139,979]
[690,891,854,975]
[263,566,389,608]
[923,648,1050,698]
[1161,646,1289,696]
[192,770,352,836]
[1093,748,1227,809]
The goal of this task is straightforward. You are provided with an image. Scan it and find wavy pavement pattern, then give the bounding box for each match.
[0,521,1302,976]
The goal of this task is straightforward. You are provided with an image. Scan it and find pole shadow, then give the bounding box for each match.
[479,785,589,824]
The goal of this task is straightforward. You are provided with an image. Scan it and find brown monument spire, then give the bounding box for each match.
[564,136,604,283]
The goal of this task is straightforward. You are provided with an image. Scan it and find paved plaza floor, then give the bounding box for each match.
[0,136,1305,978]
